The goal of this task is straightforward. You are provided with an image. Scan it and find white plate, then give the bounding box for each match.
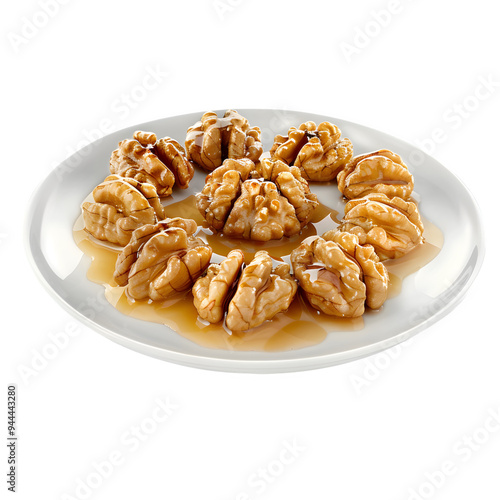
[25,109,484,373]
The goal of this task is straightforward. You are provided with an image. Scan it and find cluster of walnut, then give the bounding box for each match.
[185,110,263,171]
[83,130,195,246]
[196,157,319,241]
[333,146,424,261]
[112,219,298,331]
[288,144,425,316]
[80,109,429,328]
[287,147,424,317]
[193,250,297,331]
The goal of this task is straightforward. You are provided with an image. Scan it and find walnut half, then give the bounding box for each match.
[185,110,263,171]
[192,249,245,324]
[113,218,212,300]
[337,149,414,200]
[192,250,298,332]
[110,130,195,196]
[322,230,389,310]
[291,236,366,317]
[82,175,165,246]
[339,193,424,260]
[270,121,353,182]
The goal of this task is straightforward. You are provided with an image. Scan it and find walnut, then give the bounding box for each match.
[196,158,255,231]
[113,218,212,300]
[185,110,263,170]
[114,217,197,285]
[257,157,319,226]
[291,236,366,317]
[192,249,245,324]
[337,149,414,200]
[223,251,298,331]
[339,193,424,260]
[82,175,165,246]
[270,121,353,182]
[110,130,195,196]
[154,136,195,190]
[322,230,389,309]
[196,157,318,241]
[133,130,157,147]
[224,179,300,241]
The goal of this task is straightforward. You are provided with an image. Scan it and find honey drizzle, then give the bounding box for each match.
[73,195,443,352]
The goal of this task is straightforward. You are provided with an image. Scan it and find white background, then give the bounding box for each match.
[2,1,499,499]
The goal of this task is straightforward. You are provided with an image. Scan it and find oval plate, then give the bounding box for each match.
[25,109,484,373]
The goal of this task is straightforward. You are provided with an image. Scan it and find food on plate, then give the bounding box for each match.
[226,251,297,331]
[75,109,441,350]
[113,218,212,300]
[322,230,389,309]
[193,250,297,331]
[192,249,245,324]
[185,109,263,170]
[110,130,194,196]
[82,175,165,245]
[270,121,353,182]
[337,149,414,200]
[339,193,424,260]
[291,236,366,317]
[196,157,318,241]
[195,158,255,231]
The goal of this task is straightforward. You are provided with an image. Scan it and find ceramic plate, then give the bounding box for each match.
[25,109,484,373]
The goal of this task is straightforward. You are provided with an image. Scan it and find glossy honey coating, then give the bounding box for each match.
[337,149,414,200]
[322,230,389,309]
[110,130,194,196]
[82,175,165,246]
[291,236,366,317]
[185,110,263,171]
[340,193,424,260]
[113,218,212,300]
[270,121,353,182]
[192,249,245,324]
[225,251,298,331]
